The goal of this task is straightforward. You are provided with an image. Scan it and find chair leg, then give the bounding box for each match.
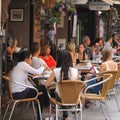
[56,105,58,120]
[17,102,26,115]
[35,99,42,120]
[3,102,11,120]
[114,93,120,112]
[32,101,37,120]
[101,100,112,120]
[49,103,52,120]
[107,94,111,100]
[9,101,17,120]
[75,105,77,119]
[80,105,83,120]
[26,101,31,109]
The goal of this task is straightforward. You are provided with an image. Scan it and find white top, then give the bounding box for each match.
[32,56,46,69]
[10,62,45,93]
[104,42,113,50]
[105,62,117,70]
[54,67,78,96]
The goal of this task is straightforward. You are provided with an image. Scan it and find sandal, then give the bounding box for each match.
[85,100,93,108]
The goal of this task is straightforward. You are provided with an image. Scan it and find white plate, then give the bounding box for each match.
[43,74,50,77]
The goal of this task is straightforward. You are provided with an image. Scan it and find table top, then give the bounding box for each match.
[75,65,90,70]
[32,74,51,79]
[75,64,100,74]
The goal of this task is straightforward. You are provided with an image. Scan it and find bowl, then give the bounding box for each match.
[44,70,52,75]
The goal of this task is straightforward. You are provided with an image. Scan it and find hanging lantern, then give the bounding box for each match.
[41,0,56,9]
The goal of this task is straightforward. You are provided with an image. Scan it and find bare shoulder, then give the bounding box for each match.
[101,62,106,66]
[100,62,106,72]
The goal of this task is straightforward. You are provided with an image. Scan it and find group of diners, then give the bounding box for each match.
[7,33,119,120]
[67,33,120,66]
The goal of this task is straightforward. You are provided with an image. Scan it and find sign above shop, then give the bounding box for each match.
[112,0,120,4]
[89,1,110,11]
[72,0,88,4]
[102,0,113,5]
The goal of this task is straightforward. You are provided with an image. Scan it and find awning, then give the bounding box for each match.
[112,0,120,4]
[102,0,113,5]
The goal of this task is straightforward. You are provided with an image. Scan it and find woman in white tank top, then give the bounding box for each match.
[45,50,78,120]
[100,48,118,72]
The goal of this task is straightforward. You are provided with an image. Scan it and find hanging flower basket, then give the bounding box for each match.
[41,0,56,9]
[48,1,77,24]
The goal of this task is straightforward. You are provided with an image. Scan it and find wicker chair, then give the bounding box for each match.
[2,75,42,120]
[48,80,84,120]
[115,63,120,87]
[83,73,113,120]
[102,70,120,111]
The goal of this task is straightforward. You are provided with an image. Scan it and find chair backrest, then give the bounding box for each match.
[102,70,118,89]
[84,74,112,100]
[100,74,113,98]
[116,63,120,80]
[2,75,14,100]
[58,80,84,104]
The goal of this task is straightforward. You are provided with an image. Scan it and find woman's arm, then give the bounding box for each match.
[6,38,17,55]
[99,63,106,73]
[22,62,45,75]
[45,71,55,87]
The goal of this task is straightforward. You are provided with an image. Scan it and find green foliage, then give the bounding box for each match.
[101,7,118,23]
[48,1,77,24]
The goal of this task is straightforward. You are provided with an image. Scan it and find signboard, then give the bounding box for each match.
[72,0,88,4]
[102,0,113,5]
[113,0,120,4]
[89,2,110,11]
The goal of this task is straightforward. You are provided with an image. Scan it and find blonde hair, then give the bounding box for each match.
[102,48,112,62]
[67,42,76,52]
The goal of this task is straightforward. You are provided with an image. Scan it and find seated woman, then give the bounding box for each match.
[10,50,50,119]
[40,44,56,69]
[67,42,77,66]
[45,50,78,120]
[76,43,88,63]
[100,48,118,72]
[86,48,118,94]
[85,48,118,108]
[6,37,18,73]
[30,42,50,70]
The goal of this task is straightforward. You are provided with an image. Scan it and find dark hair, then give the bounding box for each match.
[19,50,31,62]
[106,37,112,42]
[31,42,41,54]
[57,50,73,81]
[112,33,118,38]
[78,43,86,60]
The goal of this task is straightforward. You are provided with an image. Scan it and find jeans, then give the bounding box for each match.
[13,85,50,113]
